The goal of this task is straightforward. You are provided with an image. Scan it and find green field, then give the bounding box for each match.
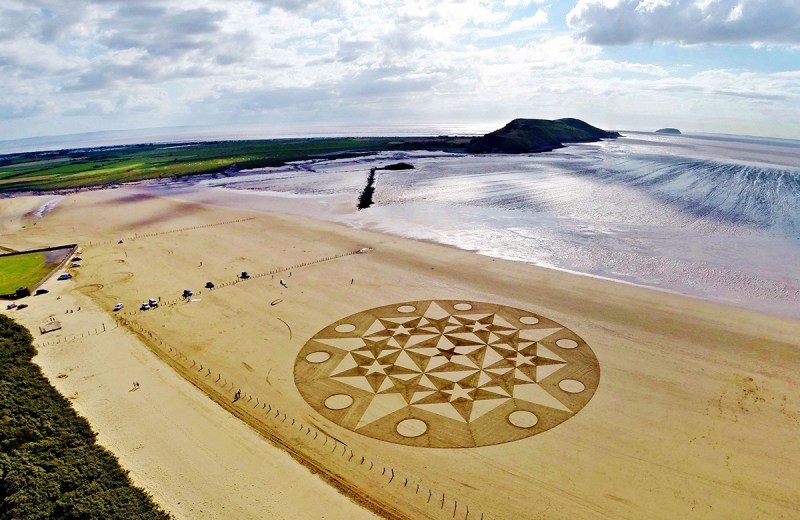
[0,137,470,192]
[0,252,51,294]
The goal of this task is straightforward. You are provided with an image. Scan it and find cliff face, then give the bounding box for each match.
[467,118,621,153]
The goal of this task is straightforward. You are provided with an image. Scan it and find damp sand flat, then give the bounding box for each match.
[179,132,800,320]
[2,186,798,520]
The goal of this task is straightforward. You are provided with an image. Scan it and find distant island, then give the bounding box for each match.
[656,128,682,135]
[467,118,620,154]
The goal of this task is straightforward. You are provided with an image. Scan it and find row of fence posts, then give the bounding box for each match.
[115,248,371,316]
[87,217,256,247]
[31,243,482,517]
[37,247,372,344]
[36,321,109,347]
[109,308,482,520]
[34,312,482,519]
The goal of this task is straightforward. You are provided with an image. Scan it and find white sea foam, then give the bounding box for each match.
[34,196,64,218]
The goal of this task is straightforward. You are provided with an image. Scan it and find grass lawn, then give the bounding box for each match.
[0,252,52,294]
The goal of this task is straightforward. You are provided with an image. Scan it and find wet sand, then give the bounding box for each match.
[1,186,798,519]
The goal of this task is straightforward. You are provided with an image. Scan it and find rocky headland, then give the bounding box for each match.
[467,118,620,153]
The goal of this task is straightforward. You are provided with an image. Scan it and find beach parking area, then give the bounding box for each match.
[2,186,799,519]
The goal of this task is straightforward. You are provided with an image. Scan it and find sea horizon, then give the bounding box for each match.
[3,122,800,156]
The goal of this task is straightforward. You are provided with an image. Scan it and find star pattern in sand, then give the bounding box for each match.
[295,300,599,448]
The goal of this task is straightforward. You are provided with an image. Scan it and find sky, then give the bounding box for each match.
[1,0,799,142]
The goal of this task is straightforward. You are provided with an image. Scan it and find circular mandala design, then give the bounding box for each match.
[294,300,600,448]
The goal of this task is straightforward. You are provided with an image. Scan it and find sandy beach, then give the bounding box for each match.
[2,186,798,519]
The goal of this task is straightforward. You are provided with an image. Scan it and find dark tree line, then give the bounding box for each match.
[0,315,170,519]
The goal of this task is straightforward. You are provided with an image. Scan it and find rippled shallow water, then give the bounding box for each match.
[155,132,800,318]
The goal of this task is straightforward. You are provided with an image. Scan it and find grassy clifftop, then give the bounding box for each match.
[466,118,620,153]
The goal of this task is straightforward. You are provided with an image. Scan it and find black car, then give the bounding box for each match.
[35,289,49,295]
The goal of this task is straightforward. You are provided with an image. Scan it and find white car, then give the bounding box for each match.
[113,303,123,311]
[140,303,150,311]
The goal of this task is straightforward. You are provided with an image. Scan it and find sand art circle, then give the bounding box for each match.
[559,379,585,393]
[335,323,356,333]
[508,410,538,428]
[396,418,428,438]
[294,300,600,448]
[325,394,354,410]
[305,351,331,363]
[556,339,579,349]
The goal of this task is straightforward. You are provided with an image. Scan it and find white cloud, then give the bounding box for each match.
[509,9,549,30]
[503,0,545,6]
[0,0,798,140]
[567,0,800,45]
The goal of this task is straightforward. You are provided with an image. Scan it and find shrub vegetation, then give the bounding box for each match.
[0,315,170,519]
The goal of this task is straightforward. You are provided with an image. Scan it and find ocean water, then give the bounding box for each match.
[154,132,800,318]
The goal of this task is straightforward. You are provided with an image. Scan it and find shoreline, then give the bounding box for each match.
[153,181,800,321]
[2,186,798,519]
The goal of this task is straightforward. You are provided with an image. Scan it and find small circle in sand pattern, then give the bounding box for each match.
[294,300,600,448]
[305,351,331,363]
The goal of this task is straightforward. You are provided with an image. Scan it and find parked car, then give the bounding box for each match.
[16,304,28,310]
[72,257,82,261]
[6,303,17,310]
[148,298,158,307]
[35,288,49,295]
[241,271,250,279]
[205,281,215,289]
[113,303,124,311]
[70,263,81,268]
[140,303,150,311]
[182,289,193,298]
[57,273,72,280]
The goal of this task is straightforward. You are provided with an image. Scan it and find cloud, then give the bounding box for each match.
[0,101,46,119]
[508,9,549,30]
[253,0,344,14]
[97,5,228,59]
[0,0,799,140]
[504,0,545,6]
[567,0,800,46]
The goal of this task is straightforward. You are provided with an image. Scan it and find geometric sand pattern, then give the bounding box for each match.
[295,300,600,448]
